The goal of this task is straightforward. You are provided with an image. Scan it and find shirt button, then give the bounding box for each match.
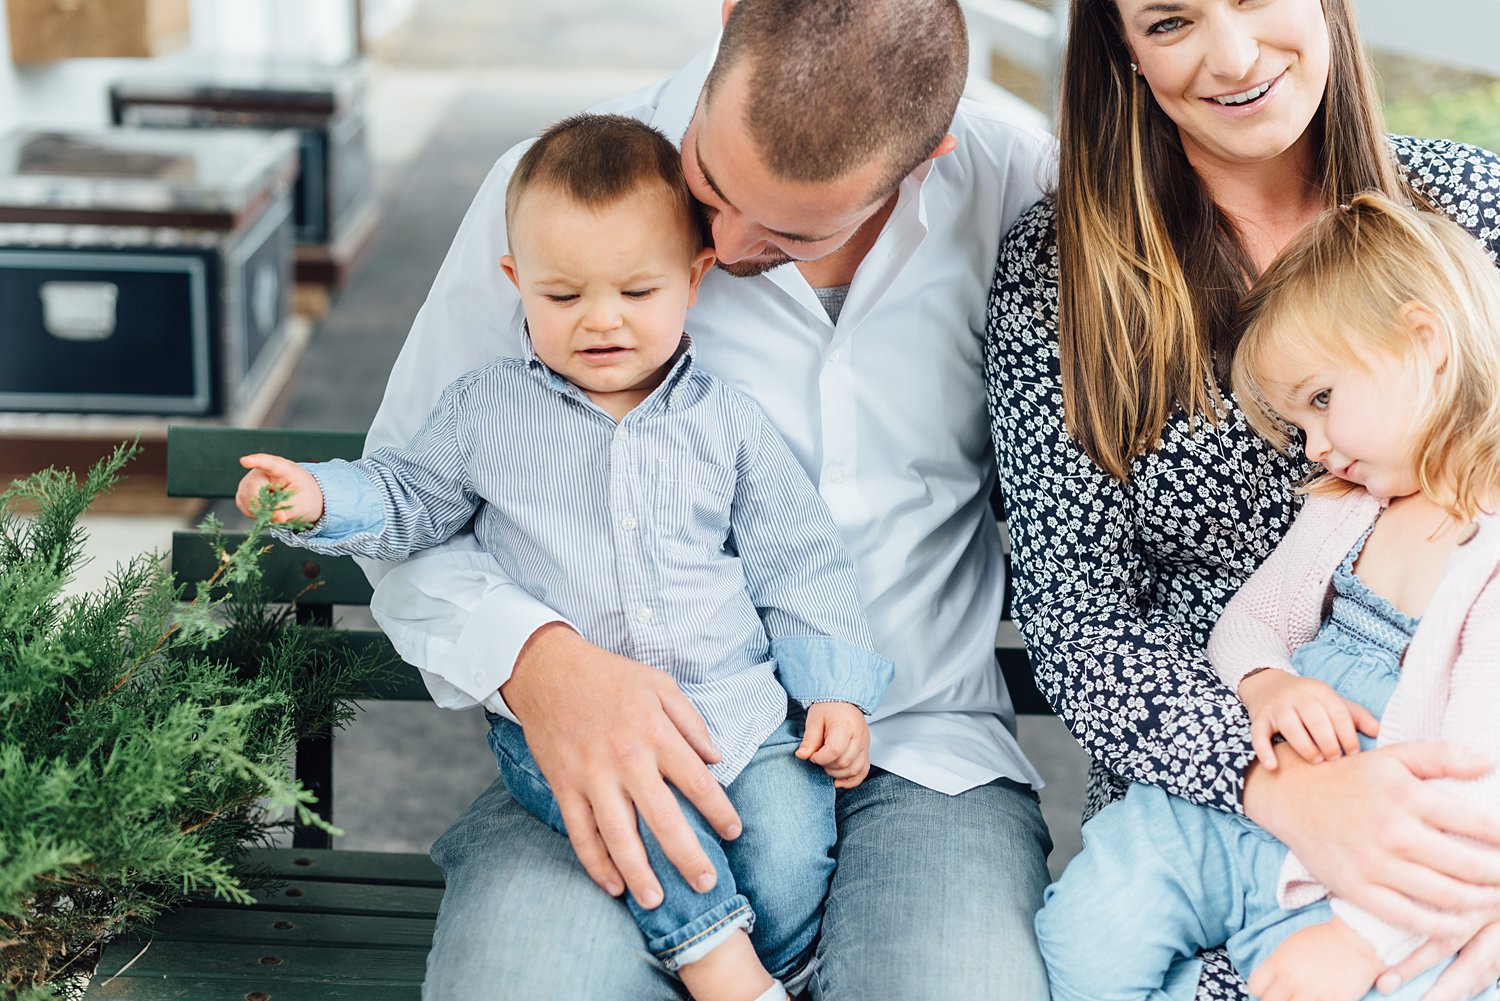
[827,465,846,485]
[617,427,630,439]
[621,516,637,531]
[635,607,653,623]
[829,349,842,362]
[472,671,484,687]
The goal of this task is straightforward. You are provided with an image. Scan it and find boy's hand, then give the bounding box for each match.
[1240,669,1378,770]
[1248,918,1382,1001]
[236,453,325,525]
[796,702,871,789]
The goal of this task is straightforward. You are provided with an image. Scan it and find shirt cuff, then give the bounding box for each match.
[300,460,387,541]
[771,635,894,715]
[368,549,575,717]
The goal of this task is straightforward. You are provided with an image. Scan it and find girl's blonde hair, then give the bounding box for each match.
[1233,191,1500,520]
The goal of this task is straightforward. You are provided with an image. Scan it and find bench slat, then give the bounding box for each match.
[93,939,424,986]
[87,975,419,1000]
[144,907,434,951]
[167,427,367,498]
[193,878,444,920]
[237,848,442,887]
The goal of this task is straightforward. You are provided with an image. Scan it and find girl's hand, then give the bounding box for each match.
[797,702,871,789]
[236,453,325,525]
[1245,742,1500,941]
[1248,919,1382,1001]
[1240,669,1379,769]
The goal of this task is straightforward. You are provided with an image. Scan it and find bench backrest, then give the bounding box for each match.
[164,425,1049,840]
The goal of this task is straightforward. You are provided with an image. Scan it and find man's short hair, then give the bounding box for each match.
[505,113,707,251]
[705,0,968,195]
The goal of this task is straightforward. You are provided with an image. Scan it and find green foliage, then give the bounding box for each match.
[1386,80,1500,157]
[0,443,390,998]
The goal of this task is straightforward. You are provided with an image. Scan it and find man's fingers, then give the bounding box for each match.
[657,685,722,766]
[657,737,741,842]
[631,778,717,893]
[555,793,625,897]
[591,796,665,909]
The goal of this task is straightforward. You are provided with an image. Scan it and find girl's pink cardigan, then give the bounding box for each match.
[1207,489,1500,963]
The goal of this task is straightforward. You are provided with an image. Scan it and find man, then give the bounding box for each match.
[364,1,1054,996]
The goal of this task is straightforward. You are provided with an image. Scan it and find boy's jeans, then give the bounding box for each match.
[486,713,834,980]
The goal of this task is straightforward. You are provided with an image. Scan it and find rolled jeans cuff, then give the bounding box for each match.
[653,895,754,970]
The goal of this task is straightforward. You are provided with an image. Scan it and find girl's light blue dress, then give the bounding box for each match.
[1036,528,1498,1001]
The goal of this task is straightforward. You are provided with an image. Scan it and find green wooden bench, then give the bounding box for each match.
[85,425,1047,999]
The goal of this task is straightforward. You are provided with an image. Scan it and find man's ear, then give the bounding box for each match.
[928,133,958,162]
[500,254,521,290]
[721,0,735,28]
[686,247,716,307]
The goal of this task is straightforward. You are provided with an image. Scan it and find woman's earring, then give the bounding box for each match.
[1129,61,1139,73]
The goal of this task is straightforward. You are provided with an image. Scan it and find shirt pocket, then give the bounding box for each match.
[654,458,737,557]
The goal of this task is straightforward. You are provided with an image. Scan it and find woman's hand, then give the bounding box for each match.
[1377,916,1500,1001]
[1244,742,1500,940]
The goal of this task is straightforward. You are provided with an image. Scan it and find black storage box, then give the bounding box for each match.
[0,127,298,416]
[110,61,373,251]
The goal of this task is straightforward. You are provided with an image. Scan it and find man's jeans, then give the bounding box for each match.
[486,714,832,978]
[424,764,1052,999]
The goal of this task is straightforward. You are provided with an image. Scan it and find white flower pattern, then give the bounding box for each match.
[985,136,1500,1001]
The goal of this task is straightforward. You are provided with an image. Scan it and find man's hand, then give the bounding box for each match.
[796,702,871,789]
[1248,919,1382,1001]
[500,623,741,910]
[237,453,324,524]
[1239,669,1379,769]
[1245,743,1500,940]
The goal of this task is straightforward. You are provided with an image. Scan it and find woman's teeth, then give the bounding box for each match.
[1212,80,1272,105]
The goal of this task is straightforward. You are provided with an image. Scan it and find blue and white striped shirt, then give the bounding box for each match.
[287,337,893,783]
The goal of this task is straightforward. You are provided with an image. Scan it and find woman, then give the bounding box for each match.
[985,1,1500,998]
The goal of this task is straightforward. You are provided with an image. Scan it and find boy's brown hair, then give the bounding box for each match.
[505,113,707,253]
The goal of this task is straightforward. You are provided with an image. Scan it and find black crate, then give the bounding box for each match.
[0,127,297,416]
[111,61,372,247]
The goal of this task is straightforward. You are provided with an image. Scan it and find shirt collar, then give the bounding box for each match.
[522,327,703,418]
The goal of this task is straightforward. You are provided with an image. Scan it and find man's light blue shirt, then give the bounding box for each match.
[289,338,892,783]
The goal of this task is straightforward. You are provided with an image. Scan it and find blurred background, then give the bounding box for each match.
[1,0,1496,879]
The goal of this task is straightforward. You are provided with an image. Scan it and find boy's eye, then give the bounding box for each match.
[1310,389,1331,410]
[623,289,656,300]
[544,294,578,304]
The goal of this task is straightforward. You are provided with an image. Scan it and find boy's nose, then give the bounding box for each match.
[582,303,622,332]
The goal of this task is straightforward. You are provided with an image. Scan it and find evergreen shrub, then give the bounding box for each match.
[1,443,388,999]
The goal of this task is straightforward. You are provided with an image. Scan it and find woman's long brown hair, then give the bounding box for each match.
[1053,0,1411,480]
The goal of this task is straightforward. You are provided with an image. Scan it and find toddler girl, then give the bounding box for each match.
[1035,191,1500,1001]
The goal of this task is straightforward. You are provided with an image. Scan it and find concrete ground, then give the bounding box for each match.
[65,0,1091,878]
